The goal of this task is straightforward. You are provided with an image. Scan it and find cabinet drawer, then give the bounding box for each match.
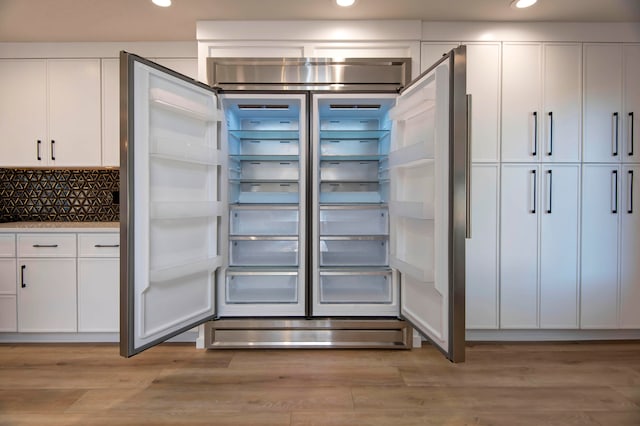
[0,295,17,332]
[17,234,76,257]
[0,234,15,257]
[78,233,120,257]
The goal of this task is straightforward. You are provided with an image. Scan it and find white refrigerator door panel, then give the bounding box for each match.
[121,53,221,357]
[391,47,467,362]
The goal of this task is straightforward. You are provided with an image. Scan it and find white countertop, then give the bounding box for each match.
[0,222,119,233]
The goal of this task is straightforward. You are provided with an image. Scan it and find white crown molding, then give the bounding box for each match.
[0,41,197,59]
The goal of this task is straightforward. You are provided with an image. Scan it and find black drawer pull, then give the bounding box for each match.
[21,265,26,288]
[94,244,119,248]
[32,244,58,248]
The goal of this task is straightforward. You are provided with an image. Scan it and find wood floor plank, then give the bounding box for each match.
[152,366,404,388]
[0,367,157,390]
[351,385,639,411]
[587,410,640,426]
[400,364,640,387]
[291,409,602,426]
[0,389,86,414]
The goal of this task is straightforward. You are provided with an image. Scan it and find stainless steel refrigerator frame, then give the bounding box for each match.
[120,48,468,362]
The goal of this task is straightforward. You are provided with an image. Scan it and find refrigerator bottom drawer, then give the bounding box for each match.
[226,273,298,304]
[320,273,392,304]
[320,239,388,266]
[229,240,299,266]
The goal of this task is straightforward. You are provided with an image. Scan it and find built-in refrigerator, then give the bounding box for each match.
[120,49,469,362]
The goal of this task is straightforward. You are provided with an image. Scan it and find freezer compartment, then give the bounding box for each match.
[319,182,387,204]
[320,161,380,182]
[230,182,299,204]
[230,207,299,236]
[319,271,392,304]
[226,271,298,304]
[231,160,299,181]
[320,207,388,235]
[229,238,299,266]
[320,237,388,266]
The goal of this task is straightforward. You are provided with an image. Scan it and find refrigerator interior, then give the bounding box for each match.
[312,95,399,316]
[218,94,307,316]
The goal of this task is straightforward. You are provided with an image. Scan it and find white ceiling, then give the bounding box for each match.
[0,0,639,42]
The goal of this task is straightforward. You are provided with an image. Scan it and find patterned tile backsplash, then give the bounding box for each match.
[0,169,119,222]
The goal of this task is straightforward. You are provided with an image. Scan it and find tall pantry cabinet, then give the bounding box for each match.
[500,43,582,329]
[582,44,640,329]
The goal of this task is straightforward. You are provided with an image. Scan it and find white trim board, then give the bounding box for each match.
[466,329,640,341]
[0,42,197,59]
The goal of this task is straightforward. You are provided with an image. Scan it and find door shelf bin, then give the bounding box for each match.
[231,208,299,235]
[320,182,386,204]
[320,161,380,181]
[320,238,388,266]
[226,272,298,304]
[319,271,392,304]
[229,239,299,266]
[231,182,299,204]
[320,208,388,235]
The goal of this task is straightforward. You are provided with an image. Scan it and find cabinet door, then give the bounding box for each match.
[624,45,640,163]
[467,43,501,162]
[465,165,499,329]
[620,165,639,327]
[539,165,580,328]
[502,43,542,162]
[0,59,47,167]
[584,44,623,163]
[102,59,120,167]
[500,165,539,328]
[543,44,582,163]
[17,258,77,332]
[154,58,198,80]
[581,165,620,328]
[48,59,101,166]
[78,258,119,332]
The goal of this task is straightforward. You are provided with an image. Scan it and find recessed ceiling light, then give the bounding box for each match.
[336,0,356,7]
[511,0,537,8]
[152,0,172,7]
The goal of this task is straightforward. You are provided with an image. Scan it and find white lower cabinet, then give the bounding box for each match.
[581,165,620,328]
[465,164,499,329]
[0,256,17,332]
[18,258,77,332]
[78,258,119,332]
[501,164,580,329]
[620,165,639,328]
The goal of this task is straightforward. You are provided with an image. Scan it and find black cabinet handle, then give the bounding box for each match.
[32,244,58,248]
[613,113,619,157]
[629,170,634,214]
[612,170,618,214]
[630,112,635,157]
[531,169,537,214]
[94,244,119,248]
[547,112,553,156]
[51,140,56,161]
[21,265,26,288]
[546,170,553,214]
[36,140,42,161]
[532,111,538,156]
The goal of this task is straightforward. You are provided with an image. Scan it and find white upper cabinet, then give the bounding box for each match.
[502,43,542,163]
[0,59,101,167]
[584,44,623,163]
[101,59,120,167]
[502,43,581,163]
[0,60,48,167]
[623,45,639,163]
[542,44,582,163]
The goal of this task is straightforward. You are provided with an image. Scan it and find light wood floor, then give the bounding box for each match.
[0,341,639,425]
